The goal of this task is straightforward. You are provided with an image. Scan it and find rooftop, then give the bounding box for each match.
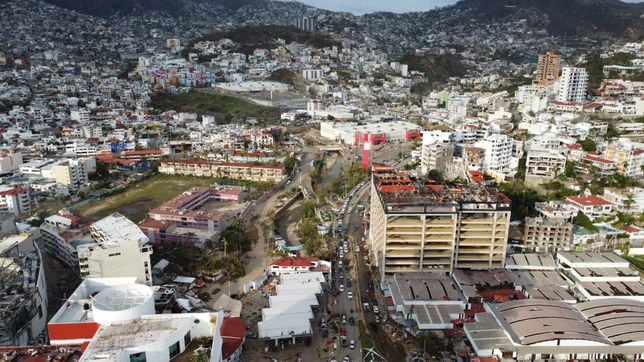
[373,172,511,211]
[491,299,610,346]
[565,195,613,207]
[90,212,149,246]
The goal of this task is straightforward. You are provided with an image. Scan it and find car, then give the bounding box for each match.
[343,356,350,362]
[355,245,360,252]
[347,280,352,288]
[347,291,353,299]
[374,315,380,323]
[349,316,355,326]
[349,340,355,349]
[211,288,221,295]
[363,255,369,262]
[373,305,379,314]
[341,314,347,324]
[339,284,345,292]
[245,331,257,338]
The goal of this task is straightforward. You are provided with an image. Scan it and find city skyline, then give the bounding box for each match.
[290,0,642,14]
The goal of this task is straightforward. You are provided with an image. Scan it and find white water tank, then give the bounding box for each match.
[91,284,155,324]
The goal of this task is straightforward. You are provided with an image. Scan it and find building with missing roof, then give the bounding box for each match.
[368,170,511,277]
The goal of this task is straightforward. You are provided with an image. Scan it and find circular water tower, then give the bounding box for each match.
[92,284,155,324]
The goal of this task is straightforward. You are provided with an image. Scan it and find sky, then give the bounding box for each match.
[290,0,642,15]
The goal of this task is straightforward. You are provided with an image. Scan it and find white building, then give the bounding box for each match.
[474,134,514,174]
[47,277,225,362]
[0,151,22,173]
[79,213,153,285]
[302,69,324,81]
[556,67,589,103]
[524,149,567,186]
[319,120,421,145]
[0,186,31,216]
[420,130,454,175]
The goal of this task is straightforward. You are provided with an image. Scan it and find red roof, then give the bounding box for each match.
[271,257,320,268]
[582,155,614,164]
[220,317,245,360]
[138,219,169,230]
[566,195,613,206]
[0,187,28,196]
[566,143,582,149]
[622,225,642,234]
[122,149,161,156]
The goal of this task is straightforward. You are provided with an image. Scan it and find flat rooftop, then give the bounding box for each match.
[558,252,628,266]
[391,273,464,301]
[91,213,148,245]
[579,281,644,297]
[505,253,556,270]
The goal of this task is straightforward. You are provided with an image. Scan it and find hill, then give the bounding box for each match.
[188,25,341,56]
[399,53,468,83]
[42,0,268,17]
[448,0,644,38]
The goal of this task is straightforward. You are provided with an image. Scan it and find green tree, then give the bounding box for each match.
[580,138,597,152]
[575,212,598,232]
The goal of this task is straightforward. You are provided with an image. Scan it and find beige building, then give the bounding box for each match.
[534,52,561,86]
[159,159,284,183]
[51,159,89,190]
[369,171,511,277]
[524,149,567,186]
[524,217,573,253]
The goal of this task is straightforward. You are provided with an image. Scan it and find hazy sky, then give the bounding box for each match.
[291,0,642,15]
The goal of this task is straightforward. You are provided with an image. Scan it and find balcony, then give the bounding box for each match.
[460,231,493,238]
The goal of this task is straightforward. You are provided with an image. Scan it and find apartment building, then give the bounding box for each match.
[604,139,644,178]
[51,159,89,190]
[565,195,614,220]
[420,130,454,175]
[369,171,511,278]
[534,52,561,86]
[40,213,89,270]
[474,134,514,173]
[556,67,589,103]
[302,69,324,81]
[78,213,153,285]
[0,151,22,173]
[524,149,566,186]
[0,186,31,216]
[535,201,579,221]
[159,159,285,183]
[524,217,573,253]
[576,154,617,176]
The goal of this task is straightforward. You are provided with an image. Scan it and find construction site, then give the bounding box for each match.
[368,170,512,276]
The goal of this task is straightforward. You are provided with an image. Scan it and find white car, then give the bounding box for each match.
[347,291,353,299]
[339,284,345,292]
[349,340,355,349]
[355,245,360,252]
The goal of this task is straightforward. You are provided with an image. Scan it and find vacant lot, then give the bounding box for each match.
[78,175,214,222]
[151,90,280,121]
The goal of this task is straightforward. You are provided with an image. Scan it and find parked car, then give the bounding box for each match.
[349,340,355,349]
[347,291,353,299]
[211,288,221,295]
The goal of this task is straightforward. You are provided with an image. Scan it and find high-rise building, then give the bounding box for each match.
[51,159,89,190]
[295,16,316,32]
[556,67,589,103]
[368,170,511,277]
[0,186,31,216]
[474,134,514,173]
[534,52,561,86]
[79,213,153,285]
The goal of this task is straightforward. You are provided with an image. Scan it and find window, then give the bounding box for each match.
[129,352,146,362]
[184,331,191,346]
[38,305,43,319]
[168,341,180,359]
